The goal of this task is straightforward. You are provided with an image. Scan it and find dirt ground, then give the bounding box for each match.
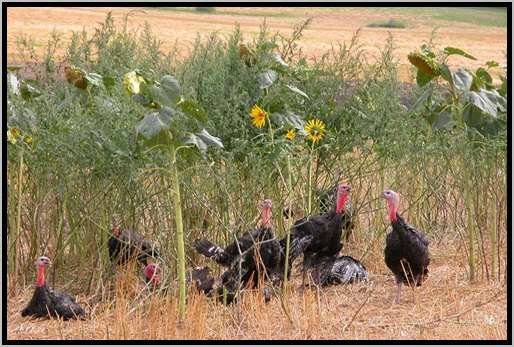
[6,7,508,80]
[7,239,507,341]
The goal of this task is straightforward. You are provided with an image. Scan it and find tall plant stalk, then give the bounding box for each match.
[464,178,476,282]
[13,149,24,287]
[170,145,186,321]
[283,155,293,292]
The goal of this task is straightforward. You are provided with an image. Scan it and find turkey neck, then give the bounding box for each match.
[387,200,398,222]
[260,207,272,228]
[335,192,348,215]
[36,264,46,287]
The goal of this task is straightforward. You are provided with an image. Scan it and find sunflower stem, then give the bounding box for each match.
[307,142,315,215]
[169,143,186,321]
[283,155,293,294]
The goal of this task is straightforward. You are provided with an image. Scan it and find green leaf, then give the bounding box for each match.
[160,75,181,103]
[258,69,278,89]
[475,67,492,84]
[8,107,38,131]
[465,90,502,118]
[439,64,453,85]
[85,73,104,87]
[103,75,116,89]
[443,47,476,60]
[452,69,473,91]
[177,98,208,122]
[272,111,306,133]
[271,52,288,67]
[195,129,224,149]
[184,129,223,152]
[432,112,454,130]
[20,80,42,100]
[285,84,309,99]
[485,60,499,69]
[135,107,176,146]
[416,69,434,87]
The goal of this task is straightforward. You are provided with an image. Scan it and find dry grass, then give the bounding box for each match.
[7,240,507,341]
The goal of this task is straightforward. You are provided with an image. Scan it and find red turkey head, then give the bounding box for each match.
[383,189,400,222]
[144,263,161,285]
[259,199,273,228]
[35,256,51,267]
[35,256,51,287]
[336,184,351,214]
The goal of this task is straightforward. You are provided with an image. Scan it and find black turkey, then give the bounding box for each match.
[21,256,86,320]
[189,266,215,296]
[383,189,430,304]
[289,184,352,286]
[194,199,282,304]
[108,216,159,266]
[308,254,368,287]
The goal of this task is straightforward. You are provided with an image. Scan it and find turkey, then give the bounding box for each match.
[188,266,215,296]
[289,184,352,286]
[194,199,282,304]
[383,189,430,304]
[21,256,86,320]
[108,216,159,266]
[143,263,161,287]
[308,254,368,287]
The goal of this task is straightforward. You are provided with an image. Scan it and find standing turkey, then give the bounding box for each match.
[194,199,282,304]
[289,184,352,286]
[108,216,160,266]
[21,256,86,320]
[383,189,430,304]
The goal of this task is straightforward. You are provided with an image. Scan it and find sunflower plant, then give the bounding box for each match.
[408,45,506,137]
[126,71,223,321]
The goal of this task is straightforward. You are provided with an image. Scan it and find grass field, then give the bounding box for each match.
[6,6,508,77]
[7,238,508,340]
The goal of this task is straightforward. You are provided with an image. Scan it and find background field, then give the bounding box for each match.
[6,6,508,341]
[7,6,508,79]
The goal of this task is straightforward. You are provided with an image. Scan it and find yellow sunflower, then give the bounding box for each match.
[305,118,326,144]
[250,105,267,128]
[24,135,33,146]
[285,129,296,141]
[7,127,21,144]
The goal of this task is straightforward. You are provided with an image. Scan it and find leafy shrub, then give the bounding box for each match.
[367,18,407,28]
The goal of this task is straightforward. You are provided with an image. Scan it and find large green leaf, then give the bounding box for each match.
[135,107,177,146]
[177,98,208,122]
[259,69,278,89]
[452,69,473,91]
[439,64,453,85]
[432,112,453,130]
[272,111,306,133]
[160,75,181,103]
[85,73,104,87]
[463,104,504,136]
[465,90,501,118]
[416,69,434,87]
[184,129,223,152]
[285,84,309,99]
[271,52,288,67]
[443,47,476,60]
[20,80,42,100]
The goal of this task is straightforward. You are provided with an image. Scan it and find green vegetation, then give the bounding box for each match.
[366,18,407,29]
[7,13,506,318]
